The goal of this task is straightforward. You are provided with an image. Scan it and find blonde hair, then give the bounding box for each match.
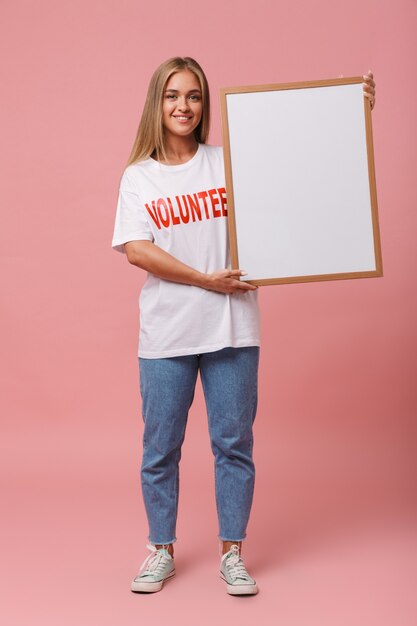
[125,57,210,167]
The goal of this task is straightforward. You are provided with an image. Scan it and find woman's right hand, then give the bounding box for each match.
[204,269,258,295]
[124,241,257,294]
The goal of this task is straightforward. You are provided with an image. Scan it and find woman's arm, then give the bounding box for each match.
[124,240,257,295]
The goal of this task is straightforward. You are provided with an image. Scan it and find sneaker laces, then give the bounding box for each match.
[138,544,171,576]
[225,544,252,582]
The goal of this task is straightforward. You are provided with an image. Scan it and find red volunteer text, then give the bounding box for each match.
[145,187,227,230]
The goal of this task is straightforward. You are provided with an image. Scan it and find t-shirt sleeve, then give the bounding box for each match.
[111,170,154,254]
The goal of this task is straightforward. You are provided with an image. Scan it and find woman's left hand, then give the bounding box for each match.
[362,70,376,111]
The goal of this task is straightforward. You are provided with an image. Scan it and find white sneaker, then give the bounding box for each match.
[220,544,258,595]
[131,544,176,593]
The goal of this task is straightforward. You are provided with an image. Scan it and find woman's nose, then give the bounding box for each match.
[177,97,190,111]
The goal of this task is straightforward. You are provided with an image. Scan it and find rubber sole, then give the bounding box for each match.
[220,572,258,595]
[131,569,176,593]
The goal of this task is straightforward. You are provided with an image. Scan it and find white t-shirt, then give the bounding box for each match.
[112,142,260,358]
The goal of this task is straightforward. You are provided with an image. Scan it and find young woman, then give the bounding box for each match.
[112,57,376,596]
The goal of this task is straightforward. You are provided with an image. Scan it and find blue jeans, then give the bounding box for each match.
[138,346,259,545]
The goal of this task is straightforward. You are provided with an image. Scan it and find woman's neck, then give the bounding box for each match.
[158,135,199,165]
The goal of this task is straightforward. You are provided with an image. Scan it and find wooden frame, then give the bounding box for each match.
[219,76,383,285]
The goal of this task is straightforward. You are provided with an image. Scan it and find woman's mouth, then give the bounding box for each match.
[173,115,192,123]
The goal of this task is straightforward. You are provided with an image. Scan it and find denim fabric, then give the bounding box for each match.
[138,346,259,545]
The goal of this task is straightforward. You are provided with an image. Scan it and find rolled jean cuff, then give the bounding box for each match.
[218,535,247,542]
[149,536,177,545]
[218,536,246,557]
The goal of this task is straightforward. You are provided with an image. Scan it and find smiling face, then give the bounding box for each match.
[162,69,203,142]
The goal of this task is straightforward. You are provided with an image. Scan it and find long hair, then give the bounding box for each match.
[125,57,210,167]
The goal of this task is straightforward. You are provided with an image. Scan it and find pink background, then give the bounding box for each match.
[1,0,416,624]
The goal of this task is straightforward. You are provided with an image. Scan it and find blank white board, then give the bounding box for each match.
[220,77,382,285]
